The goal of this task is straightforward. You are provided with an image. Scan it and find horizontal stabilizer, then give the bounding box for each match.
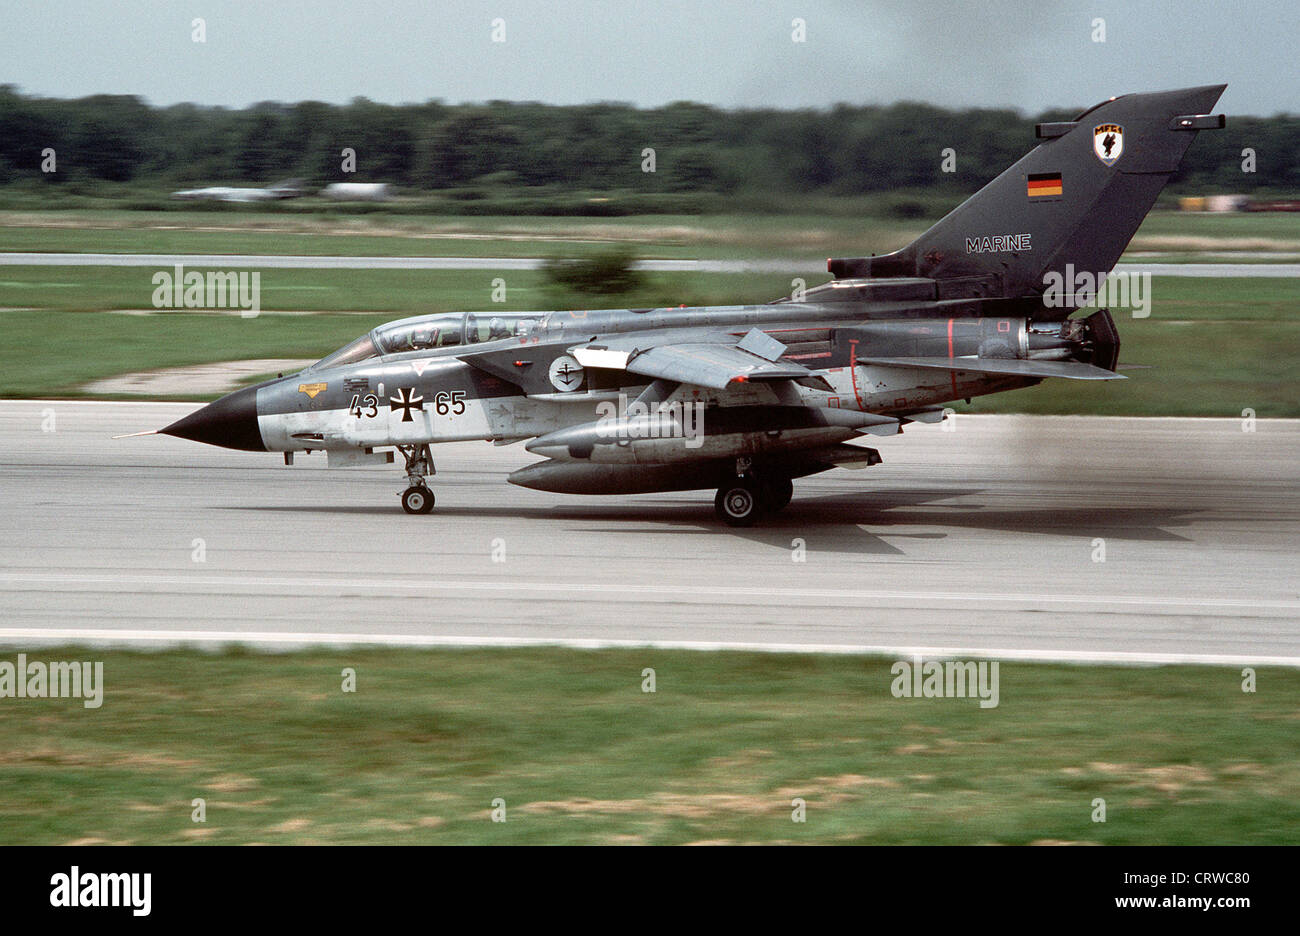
[859,357,1124,381]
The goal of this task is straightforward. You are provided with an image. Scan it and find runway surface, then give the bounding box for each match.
[1,401,1297,663]
[1,252,1297,277]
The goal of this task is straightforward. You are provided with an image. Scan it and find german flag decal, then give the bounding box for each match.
[1027,172,1063,198]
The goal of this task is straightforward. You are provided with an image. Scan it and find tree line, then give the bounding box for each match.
[1,85,1294,197]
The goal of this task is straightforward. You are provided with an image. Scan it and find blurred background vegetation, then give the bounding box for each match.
[0,87,1293,415]
[1,85,1295,215]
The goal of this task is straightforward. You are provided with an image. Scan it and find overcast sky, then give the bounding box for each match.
[2,0,1294,115]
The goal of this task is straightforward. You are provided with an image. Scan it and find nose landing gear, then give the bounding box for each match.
[401,485,434,514]
[397,443,436,515]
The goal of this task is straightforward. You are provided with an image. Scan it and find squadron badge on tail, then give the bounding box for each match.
[1093,123,1124,166]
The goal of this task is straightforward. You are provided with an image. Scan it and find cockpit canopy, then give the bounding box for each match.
[309,311,547,371]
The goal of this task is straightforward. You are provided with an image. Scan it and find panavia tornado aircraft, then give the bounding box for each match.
[149,85,1225,525]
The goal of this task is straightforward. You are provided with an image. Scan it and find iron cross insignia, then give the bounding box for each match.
[389,387,424,422]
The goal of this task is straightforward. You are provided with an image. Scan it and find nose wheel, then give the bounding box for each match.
[397,443,436,515]
[401,485,435,514]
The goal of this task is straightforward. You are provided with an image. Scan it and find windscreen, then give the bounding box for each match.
[309,333,379,371]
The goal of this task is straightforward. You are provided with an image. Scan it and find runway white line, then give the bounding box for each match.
[0,572,1294,611]
[0,627,1294,667]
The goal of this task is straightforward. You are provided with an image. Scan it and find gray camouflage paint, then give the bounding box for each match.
[160,86,1225,501]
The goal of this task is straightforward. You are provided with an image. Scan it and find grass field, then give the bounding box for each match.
[0,646,1293,845]
[0,208,1294,413]
[0,268,1293,415]
[0,266,803,316]
[0,209,926,260]
[0,268,799,400]
[0,208,1296,260]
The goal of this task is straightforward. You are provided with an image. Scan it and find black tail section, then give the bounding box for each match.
[829,85,1227,308]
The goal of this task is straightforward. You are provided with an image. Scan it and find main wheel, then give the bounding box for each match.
[715,477,761,527]
[401,486,435,514]
[762,476,794,512]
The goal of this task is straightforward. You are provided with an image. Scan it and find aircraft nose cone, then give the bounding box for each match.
[160,385,265,451]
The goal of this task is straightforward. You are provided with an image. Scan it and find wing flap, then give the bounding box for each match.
[859,356,1125,381]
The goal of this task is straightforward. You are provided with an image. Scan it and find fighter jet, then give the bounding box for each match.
[171,178,305,202]
[150,86,1225,525]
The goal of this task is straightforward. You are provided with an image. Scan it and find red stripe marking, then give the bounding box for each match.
[947,318,958,398]
[848,338,864,410]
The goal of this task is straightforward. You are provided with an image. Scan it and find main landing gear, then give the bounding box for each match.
[397,443,436,515]
[713,459,794,527]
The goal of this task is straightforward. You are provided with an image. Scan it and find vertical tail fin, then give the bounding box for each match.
[829,85,1227,305]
